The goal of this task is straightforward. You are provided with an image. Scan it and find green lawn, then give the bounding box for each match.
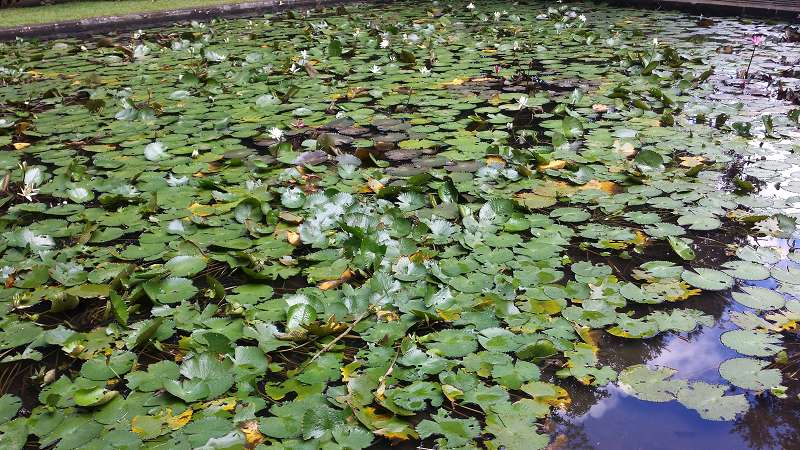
[0,0,255,28]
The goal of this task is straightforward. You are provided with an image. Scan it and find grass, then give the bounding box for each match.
[0,0,257,28]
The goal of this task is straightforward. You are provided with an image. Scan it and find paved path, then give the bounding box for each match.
[616,0,800,18]
[0,0,383,41]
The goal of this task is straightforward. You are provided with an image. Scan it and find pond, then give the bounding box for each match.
[0,1,799,449]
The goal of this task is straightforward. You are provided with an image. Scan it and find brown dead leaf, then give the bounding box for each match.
[580,179,619,194]
[679,155,705,168]
[319,269,353,291]
[538,159,566,170]
[286,230,300,246]
[240,420,264,449]
[166,408,193,430]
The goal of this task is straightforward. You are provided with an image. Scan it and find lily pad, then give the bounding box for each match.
[681,268,734,291]
[731,286,786,311]
[720,329,783,357]
[719,358,783,391]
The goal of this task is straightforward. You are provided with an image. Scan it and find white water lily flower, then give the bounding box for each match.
[166,174,188,187]
[380,39,390,48]
[23,166,43,187]
[19,165,43,201]
[245,179,263,191]
[204,49,226,62]
[517,95,529,110]
[419,66,431,75]
[1,266,14,280]
[22,229,54,250]
[370,65,382,74]
[167,219,185,234]
[133,44,150,59]
[494,11,501,21]
[466,2,475,10]
[289,63,300,73]
[191,149,200,158]
[68,187,90,202]
[144,141,167,161]
[536,13,548,19]
[112,185,139,197]
[269,127,284,141]
[578,14,587,22]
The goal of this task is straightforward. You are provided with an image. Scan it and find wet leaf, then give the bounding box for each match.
[719,358,783,391]
[680,268,734,291]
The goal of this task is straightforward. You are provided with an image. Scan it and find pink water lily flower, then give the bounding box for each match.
[751,34,765,46]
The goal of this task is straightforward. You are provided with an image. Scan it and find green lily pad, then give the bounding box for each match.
[675,382,748,421]
[720,329,783,357]
[618,365,686,402]
[731,286,786,311]
[681,268,734,291]
[164,255,207,277]
[719,358,783,391]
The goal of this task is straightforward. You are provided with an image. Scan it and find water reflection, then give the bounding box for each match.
[554,289,800,450]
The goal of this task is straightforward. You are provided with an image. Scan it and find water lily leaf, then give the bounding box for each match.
[634,149,664,171]
[721,261,770,281]
[143,277,198,304]
[562,116,584,139]
[667,236,695,261]
[550,207,591,223]
[286,303,317,331]
[80,351,136,380]
[64,283,111,298]
[735,246,781,265]
[484,400,549,450]
[421,329,478,358]
[618,364,686,402]
[164,255,207,277]
[416,411,480,448]
[648,309,713,333]
[385,381,443,412]
[677,214,721,231]
[515,193,557,209]
[676,382,748,421]
[328,37,343,57]
[478,328,521,353]
[720,329,783,357]
[74,387,119,407]
[731,286,786,311]
[571,261,612,278]
[163,353,234,402]
[718,357,783,391]
[0,395,21,425]
[771,266,800,285]
[0,418,27,450]
[680,268,733,291]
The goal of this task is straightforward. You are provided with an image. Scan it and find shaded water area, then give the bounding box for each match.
[1,0,800,449]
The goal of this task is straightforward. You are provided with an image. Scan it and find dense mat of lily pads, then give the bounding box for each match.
[1,1,800,449]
